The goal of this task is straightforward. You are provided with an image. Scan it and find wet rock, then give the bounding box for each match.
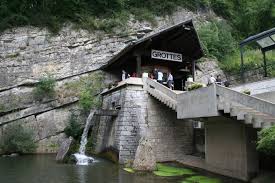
[132,137,157,171]
[138,26,153,33]
[9,153,19,157]
[56,136,73,162]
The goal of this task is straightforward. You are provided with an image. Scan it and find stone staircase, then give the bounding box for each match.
[144,78,275,129]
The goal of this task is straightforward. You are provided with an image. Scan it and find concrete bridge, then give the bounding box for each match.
[145,78,275,128]
[95,77,275,181]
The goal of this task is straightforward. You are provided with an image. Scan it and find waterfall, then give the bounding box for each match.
[74,110,96,165]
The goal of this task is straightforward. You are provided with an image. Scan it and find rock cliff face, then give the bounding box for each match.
[0,8,207,153]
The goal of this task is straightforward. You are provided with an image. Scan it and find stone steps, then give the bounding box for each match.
[146,85,176,111]
[217,96,275,129]
[145,79,275,129]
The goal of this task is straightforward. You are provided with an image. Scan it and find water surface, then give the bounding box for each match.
[0,155,242,183]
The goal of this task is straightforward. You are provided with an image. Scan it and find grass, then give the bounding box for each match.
[219,49,275,76]
[153,163,195,177]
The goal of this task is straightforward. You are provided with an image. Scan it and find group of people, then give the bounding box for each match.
[153,68,174,89]
[121,69,174,90]
[208,74,230,87]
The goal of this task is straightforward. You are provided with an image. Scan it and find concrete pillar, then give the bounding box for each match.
[136,55,141,77]
[205,117,258,181]
[191,60,195,81]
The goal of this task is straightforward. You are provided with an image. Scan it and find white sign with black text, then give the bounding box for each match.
[151,49,182,62]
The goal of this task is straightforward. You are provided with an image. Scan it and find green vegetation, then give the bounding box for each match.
[85,136,95,155]
[219,49,275,76]
[33,75,56,101]
[64,113,83,141]
[257,126,275,156]
[0,124,37,154]
[65,72,105,112]
[188,83,204,91]
[241,89,251,95]
[123,167,135,173]
[153,163,195,177]
[197,19,237,61]
[1,1,274,75]
[1,0,273,36]
[182,175,222,183]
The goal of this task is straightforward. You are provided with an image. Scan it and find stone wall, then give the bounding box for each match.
[94,84,194,163]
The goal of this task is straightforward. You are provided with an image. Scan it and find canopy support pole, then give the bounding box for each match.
[192,60,195,82]
[240,46,245,83]
[262,50,267,77]
[136,55,141,77]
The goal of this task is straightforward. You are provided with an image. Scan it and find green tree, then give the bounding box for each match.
[197,19,237,60]
[64,113,83,141]
[257,126,275,156]
[0,124,37,154]
[78,73,104,112]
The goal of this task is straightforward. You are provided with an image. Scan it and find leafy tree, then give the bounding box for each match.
[257,126,275,156]
[64,113,83,141]
[0,124,37,154]
[78,73,104,112]
[197,19,237,60]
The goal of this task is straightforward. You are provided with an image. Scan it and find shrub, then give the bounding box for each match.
[242,89,251,95]
[78,73,104,112]
[64,114,83,141]
[33,75,56,101]
[257,126,275,156]
[0,124,37,154]
[188,83,204,91]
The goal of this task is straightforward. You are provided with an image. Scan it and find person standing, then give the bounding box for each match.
[216,74,222,85]
[153,68,158,80]
[167,72,174,89]
[208,74,216,85]
[122,70,126,81]
[157,70,163,84]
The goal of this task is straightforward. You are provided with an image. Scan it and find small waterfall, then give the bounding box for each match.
[74,110,96,165]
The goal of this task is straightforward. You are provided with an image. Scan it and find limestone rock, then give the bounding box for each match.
[56,136,73,162]
[132,137,157,171]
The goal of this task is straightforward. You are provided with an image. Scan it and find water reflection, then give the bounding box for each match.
[76,166,88,183]
[0,155,242,183]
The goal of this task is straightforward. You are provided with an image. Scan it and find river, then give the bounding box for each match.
[0,155,243,183]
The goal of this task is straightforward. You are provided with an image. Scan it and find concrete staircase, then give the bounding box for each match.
[144,78,182,111]
[216,86,275,129]
[144,78,275,129]
[217,96,275,128]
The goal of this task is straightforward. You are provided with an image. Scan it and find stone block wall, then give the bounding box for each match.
[94,84,194,163]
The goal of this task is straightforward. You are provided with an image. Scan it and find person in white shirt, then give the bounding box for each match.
[122,70,126,81]
[167,72,174,89]
[208,74,216,85]
[157,70,163,84]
